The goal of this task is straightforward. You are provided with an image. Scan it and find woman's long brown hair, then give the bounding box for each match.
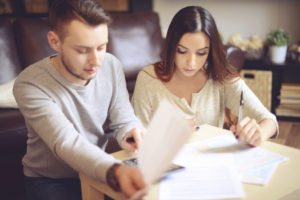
[154,6,237,84]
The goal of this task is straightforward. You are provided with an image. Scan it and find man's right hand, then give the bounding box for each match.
[107,163,148,198]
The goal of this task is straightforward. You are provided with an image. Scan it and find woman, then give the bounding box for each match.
[131,6,277,146]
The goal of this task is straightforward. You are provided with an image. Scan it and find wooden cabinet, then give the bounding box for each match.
[244,59,300,121]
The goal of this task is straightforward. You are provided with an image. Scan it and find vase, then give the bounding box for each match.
[269,45,288,64]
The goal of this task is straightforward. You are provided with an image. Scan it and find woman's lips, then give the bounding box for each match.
[183,68,196,72]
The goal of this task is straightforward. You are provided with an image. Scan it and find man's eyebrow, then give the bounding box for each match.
[177,44,209,51]
[74,42,108,49]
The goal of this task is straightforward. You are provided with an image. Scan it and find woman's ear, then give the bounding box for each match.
[47,31,61,52]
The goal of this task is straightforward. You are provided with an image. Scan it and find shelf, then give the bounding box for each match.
[277,115,300,122]
[245,58,300,70]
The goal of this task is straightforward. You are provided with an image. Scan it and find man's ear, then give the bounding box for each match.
[47,31,61,52]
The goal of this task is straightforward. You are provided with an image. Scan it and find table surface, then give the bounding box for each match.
[80,124,300,200]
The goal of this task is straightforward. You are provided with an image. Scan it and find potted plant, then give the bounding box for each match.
[266,29,290,64]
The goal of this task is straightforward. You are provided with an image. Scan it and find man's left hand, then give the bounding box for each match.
[121,128,144,151]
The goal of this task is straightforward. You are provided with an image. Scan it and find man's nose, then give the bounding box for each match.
[88,50,101,66]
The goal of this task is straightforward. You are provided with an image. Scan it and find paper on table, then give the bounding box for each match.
[137,100,193,184]
[188,134,289,185]
[160,154,244,200]
[242,159,280,185]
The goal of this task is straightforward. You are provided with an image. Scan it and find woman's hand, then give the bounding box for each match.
[230,117,264,146]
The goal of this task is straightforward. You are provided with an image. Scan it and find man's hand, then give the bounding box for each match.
[108,164,148,198]
[230,117,263,146]
[121,128,144,151]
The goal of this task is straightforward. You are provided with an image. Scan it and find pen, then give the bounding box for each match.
[238,90,244,123]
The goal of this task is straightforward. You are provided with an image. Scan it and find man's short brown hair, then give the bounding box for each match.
[49,0,111,39]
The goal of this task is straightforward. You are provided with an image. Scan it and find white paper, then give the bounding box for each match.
[191,135,289,185]
[160,154,244,200]
[137,100,193,184]
[242,160,280,185]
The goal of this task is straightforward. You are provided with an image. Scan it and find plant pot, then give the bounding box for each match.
[269,45,287,64]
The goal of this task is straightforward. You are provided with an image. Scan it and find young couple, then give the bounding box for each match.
[13,0,277,199]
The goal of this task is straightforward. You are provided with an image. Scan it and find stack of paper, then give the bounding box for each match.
[193,135,289,185]
[160,153,245,199]
[160,134,288,199]
[174,134,288,185]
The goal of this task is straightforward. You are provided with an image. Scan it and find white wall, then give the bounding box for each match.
[153,0,300,43]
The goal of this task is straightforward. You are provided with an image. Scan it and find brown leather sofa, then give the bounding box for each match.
[0,11,244,199]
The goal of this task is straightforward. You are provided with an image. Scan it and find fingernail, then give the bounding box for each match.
[126,137,135,143]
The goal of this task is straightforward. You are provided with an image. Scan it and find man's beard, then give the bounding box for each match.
[61,55,92,82]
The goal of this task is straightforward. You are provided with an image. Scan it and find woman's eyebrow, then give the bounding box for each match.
[178,44,209,51]
[197,47,209,51]
[177,44,188,49]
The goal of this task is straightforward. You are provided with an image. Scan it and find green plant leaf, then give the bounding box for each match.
[266,29,290,46]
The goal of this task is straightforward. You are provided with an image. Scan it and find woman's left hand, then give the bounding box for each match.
[230,117,264,146]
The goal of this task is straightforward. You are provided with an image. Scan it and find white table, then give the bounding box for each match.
[80,124,300,200]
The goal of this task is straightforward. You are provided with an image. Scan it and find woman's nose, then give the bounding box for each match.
[187,54,196,68]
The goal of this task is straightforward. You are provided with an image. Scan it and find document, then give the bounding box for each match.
[242,159,281,185]
[137,100,193,184]
[160,154,244,200]
[188,134,289,185]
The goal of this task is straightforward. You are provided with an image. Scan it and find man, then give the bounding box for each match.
[13,0,147,199]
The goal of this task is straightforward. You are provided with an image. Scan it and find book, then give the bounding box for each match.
[276,107,300,117]
[281,83,300,91]
[276,104,300,110]
[279,97,300,105]
[280,90,300,98]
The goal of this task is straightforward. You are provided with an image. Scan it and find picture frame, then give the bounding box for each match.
[0,0,13,14]
[24,0,48,14]
[97,0,129,12]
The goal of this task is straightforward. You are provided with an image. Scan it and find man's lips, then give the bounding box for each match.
[84,68,97,74]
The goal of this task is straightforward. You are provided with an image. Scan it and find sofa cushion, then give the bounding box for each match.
[108,11,163,94]
[14,18,55,68]
[0,127,27,200]
[0,78,18,108]
[0,19,25,135]
[0,19,22,84]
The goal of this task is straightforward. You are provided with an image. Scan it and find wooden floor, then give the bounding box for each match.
[270,121,300,149]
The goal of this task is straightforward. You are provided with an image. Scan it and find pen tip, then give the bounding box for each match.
[240,91,244,105]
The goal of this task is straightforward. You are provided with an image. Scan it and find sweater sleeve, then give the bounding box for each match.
[13,77,118,182]
[131,70,153,128]
[105,57,142,144]
[224,78,279,136]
